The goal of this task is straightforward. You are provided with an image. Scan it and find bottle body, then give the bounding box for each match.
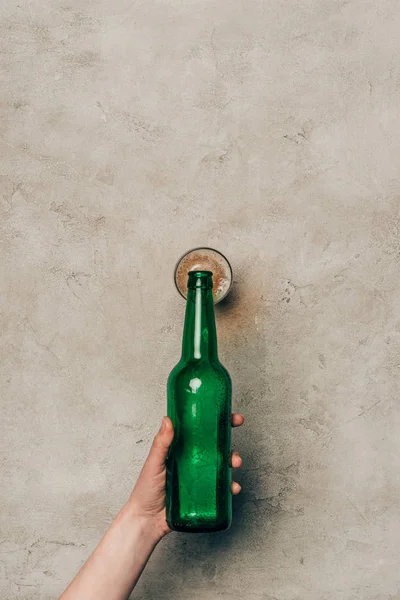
[166,271,232,532]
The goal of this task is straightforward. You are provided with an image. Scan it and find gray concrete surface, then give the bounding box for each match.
[1,0,400,598]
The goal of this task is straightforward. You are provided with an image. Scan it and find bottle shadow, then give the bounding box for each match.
[134,278,290,599]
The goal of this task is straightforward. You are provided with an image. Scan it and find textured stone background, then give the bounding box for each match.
[1,0,400,598]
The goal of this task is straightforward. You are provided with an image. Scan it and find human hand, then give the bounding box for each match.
[128,413,244,540]
[59,415,244,600]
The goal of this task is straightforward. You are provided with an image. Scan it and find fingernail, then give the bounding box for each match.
[160,417,167,433]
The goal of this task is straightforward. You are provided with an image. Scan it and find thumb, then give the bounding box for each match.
[145,417,174,471]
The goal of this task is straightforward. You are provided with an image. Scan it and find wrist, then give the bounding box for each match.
[119,501,167,545]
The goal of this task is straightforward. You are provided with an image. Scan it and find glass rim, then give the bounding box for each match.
[174,246,233,304]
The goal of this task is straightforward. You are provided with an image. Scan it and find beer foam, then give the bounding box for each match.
[175,248,232,303]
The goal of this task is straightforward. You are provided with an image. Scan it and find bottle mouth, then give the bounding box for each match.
[187,270,213,289]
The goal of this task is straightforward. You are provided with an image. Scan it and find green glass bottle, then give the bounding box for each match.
[166,270,232,533]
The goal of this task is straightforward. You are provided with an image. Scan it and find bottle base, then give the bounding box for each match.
[167,517,231,533]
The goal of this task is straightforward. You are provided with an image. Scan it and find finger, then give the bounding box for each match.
[144,417,174,472]
[231,413,244,427]
[231,481,241,495]
[230,451,242,468]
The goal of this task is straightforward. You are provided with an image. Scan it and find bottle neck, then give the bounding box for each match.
[181,272,218,363]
